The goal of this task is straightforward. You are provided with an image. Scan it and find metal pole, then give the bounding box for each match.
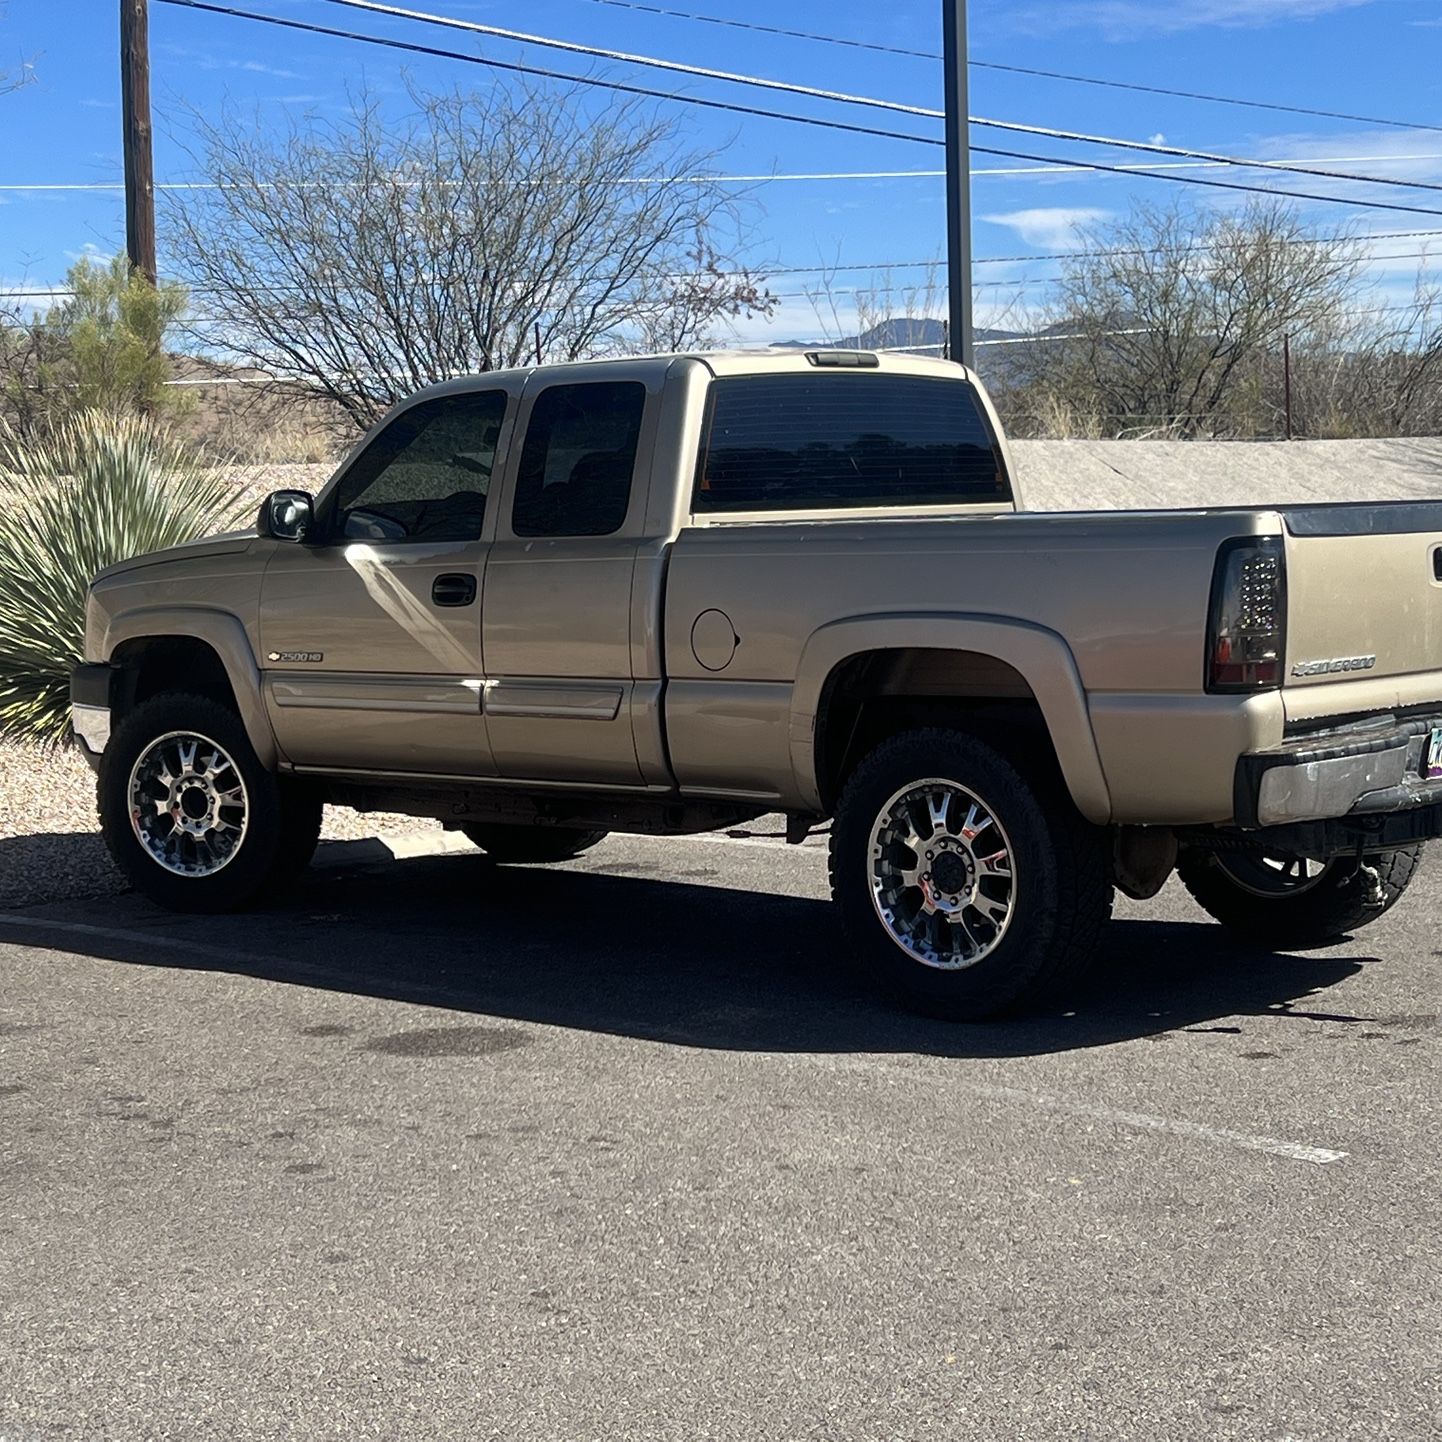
[1283,333,1293,441]
[120,0,157,284]
[942,0,973,369]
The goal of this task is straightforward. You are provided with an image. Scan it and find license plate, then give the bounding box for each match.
[1428,728,1442,781]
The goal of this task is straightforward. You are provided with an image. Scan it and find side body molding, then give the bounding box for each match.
[788,614,1114,825]
[98,606,279,770]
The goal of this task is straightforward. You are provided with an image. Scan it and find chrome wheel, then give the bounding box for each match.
[127,730,249,878]
[1215,852,1331,898]
[867,778,1017,971]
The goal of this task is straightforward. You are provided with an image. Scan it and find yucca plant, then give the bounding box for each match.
[0,410,249,746]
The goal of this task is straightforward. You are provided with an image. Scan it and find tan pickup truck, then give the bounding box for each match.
[71,350,1442,1018]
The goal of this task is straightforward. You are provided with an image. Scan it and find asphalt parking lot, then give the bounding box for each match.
[1,829,1438,1441]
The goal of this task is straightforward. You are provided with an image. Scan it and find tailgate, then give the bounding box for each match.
[1282,502,1442,720]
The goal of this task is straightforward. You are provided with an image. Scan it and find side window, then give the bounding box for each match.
[511,381,646,538]
[329,391,508,543]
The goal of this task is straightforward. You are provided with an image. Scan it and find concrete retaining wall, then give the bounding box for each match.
[1012,438,1442,512]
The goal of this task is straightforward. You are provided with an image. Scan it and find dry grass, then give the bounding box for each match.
[167,356,352,465]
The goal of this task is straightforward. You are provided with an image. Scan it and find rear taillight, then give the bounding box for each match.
[1206,537,1287,693]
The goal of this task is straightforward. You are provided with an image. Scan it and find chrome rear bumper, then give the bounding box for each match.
[1237,716,1442,828]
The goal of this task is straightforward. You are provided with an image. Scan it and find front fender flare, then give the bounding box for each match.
[788,613,1113,825]
[99,606,279,771]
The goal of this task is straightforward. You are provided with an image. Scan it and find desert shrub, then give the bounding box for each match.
[0,411,247,745]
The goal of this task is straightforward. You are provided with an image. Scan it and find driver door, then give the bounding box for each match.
[260,383,518,776]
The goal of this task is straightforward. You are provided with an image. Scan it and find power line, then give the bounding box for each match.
[154,0,941,147]
[973,121,1442,196]
[11,151,1442,192]
[966,61,1442,138]
[964,229,1442,267]
[300,0,1442,197]
[574,0,1442,136]
[308,0,941,120]
[152,1,1442,219]
[574,0,935,59]
[12,248,1440,305]
[970,147,1442,219]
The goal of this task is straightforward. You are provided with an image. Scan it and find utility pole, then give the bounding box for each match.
[120,0,157,284]
[941,0,974,369]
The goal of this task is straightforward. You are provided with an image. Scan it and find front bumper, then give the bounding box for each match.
[1236,714,1442,837]
[70,663,115,772]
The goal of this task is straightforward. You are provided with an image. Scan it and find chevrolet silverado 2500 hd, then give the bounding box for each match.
[71,350,1442,1018]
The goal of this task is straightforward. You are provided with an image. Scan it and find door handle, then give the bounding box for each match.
[432,573,478,608]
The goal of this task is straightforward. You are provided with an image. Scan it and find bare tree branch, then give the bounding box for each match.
[163,78,775,430]
[1003,201,1365,438]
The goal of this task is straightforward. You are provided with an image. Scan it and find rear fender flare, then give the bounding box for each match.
[789,613,1113,824]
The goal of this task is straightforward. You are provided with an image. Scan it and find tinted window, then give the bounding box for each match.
[695,374,1008,512]
[330,390,507,543]
[511,382,645,538]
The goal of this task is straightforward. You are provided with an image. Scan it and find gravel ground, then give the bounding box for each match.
[0,738,438,910]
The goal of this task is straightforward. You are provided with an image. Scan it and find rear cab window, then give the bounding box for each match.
[511,381,647,537]
[694,373,1010,514]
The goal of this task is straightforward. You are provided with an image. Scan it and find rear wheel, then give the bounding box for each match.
[829,727,1113,1020]
[460,823,608,865]
[1177,844,1424,947]
[99,692,319,912]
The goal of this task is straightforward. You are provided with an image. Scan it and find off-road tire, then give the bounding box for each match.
[272,780,324,881]
[461,823,608,865]
[829,727,1113,1021]
[99,691,313,912]
[1177,844,1424,947]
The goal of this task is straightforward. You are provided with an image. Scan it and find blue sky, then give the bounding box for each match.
[3,0,1442,343]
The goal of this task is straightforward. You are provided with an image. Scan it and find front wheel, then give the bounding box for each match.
[829,728,1113,1021]
[99,692,321,913]
[1177,844,1424,947]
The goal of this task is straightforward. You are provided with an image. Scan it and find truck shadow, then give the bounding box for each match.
[0,842,1376,1059]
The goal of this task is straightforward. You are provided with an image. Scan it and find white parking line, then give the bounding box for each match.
[960,1080,1348,1166]
[1,914,1348,1166]
[665,830,828,851]
[0,915,286,968]
[0,914,502,1016]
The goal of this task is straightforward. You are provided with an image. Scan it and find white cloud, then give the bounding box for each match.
[1010,0,1374,37]
[239,60,307,80]
[1149,133,1167,147]
[157,44,307,80]
[980,207,1113,250]
[0,276,69,320]
[729,296,836,346]
[1254,127,1442,186]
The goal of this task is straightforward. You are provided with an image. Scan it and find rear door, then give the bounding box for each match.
[261,384,518,775]
[481,373,657,786]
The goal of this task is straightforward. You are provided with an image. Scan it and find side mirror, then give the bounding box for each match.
[258,489,314,543]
